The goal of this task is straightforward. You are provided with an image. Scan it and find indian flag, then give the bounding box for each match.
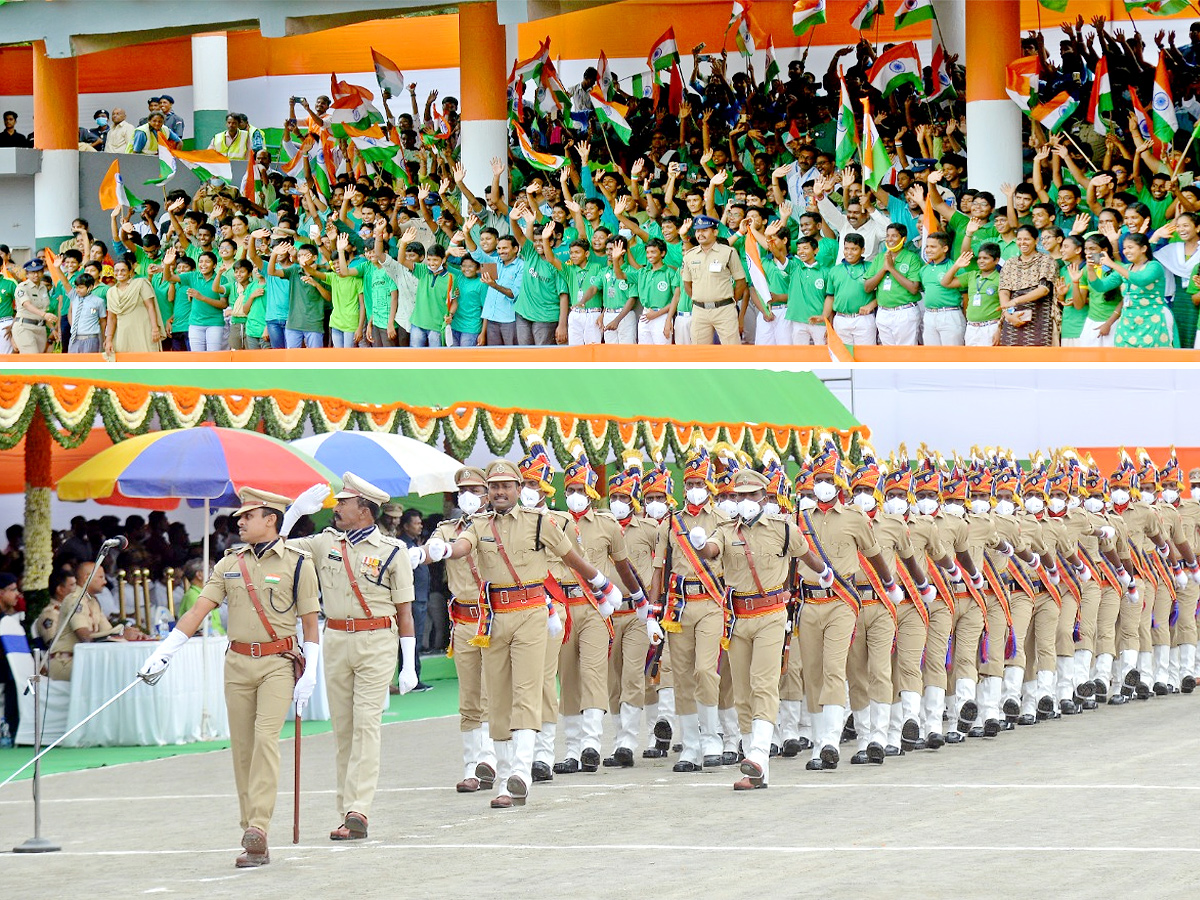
[835,70,858,168]
[98,159,140,210]
[540,54,571,113]
[1087,54,1112,134]
[1030,91,1078,134]
[929,42,955,102]
[510,39,549,87]
[589,89,632,143]
[744,233,771,310]
[1151,55,1178,148]
[353,136,409,182]
[861,97,891,190]
[792,0,826,36]
[727,1,755,57]
[1005,56,1039,109]
[851,0,884,31]
[371,48,405,101]
[1038,0,1069,11]
[868,42,922,98]
[763,37,780,87]
[512,120,566,172]
[1148,0,1191,14]
[894,0,934,29]
[1130,87,1154,146]
[630,72,649,99]
[597,51,615,100]
[145,143,178,186]
[329,95,384,140]
[648,27,680,74]
[151,146,233,184]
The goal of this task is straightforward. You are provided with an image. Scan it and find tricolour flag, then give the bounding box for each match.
[868,42,922,97]
[850,0,884,31]
[929,42,955,101]
[589,89,633,143]
[353,136,410,183]
[1038,0,1069,12]
[510,38,549,87]
[1147,1,1191,14]
[894,0,934,29]
[861,97,891,190]
[540,53,572,113]
[145,143,177,186]
[1030,91,1078,134]
[727,1,755,57]
[512,120,566,172]
[763,37,780,87]
[792,0,826,36]
[1005,56,1039,110]
[330,73,375,105]
[631,72,648,99]
[597,51,615,100]
[99,159,140,210]
[172,148,234,182]
[1087,54,1112,135]
[648,27,680,74]
[744,233,771,309]
[1130,87,1155,146]
[1151,55,1178,150]
[328,94,384,140]
[835,69,858,168]
[371,49,405,101]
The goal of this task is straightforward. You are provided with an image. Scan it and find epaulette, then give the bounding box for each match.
[377,535,405,550]
[594,509,618,522]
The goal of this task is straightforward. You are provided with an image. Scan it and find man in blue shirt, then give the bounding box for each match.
[480,234,522,345]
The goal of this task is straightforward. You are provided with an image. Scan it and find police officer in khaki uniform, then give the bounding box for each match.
[1147,454,1198,693]
[46,560,127,680]
[1171,465,1200,690]
[285,473,415,841]
[639,460,681,758]
[778,465,818,756]
[680,215,747,346]
[431,467,497,792]
[423,459,622,809]
[11,259,56,354]
[139,487,321,868]
[1109,462,1158,701]
[698,469,830,789]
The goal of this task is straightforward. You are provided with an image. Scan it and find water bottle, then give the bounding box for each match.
[0,719,12,749]
[154,607,171,639]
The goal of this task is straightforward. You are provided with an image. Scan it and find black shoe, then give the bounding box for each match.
[770,743,780,758]
[1059,699,1079,715]
[1017,714,1037,725]
[967,726,985,738]
[885,745,903,757]
[1002,698,1020,723]
[1082,698,1098,711]
[580,748,600,772]
[642,748,667,759]
[819,744,840,769]
[805,759,824,771]
[1136,682,1151,700]
[1184,675,1197,694]
[956,701,978,734]
[840,715,856,744]
[653,719,673,742]
[983,719,1001,737]
[531,761,553,783]
[703,754,723,768]
[552,758,580,775]
[850,750,870,765]
[1153,682,1169,697]
[1121,669,1140,698]
[944,731,963,744]
[672,760,702,773]
[1108,693,1128,705]
[1036,696,1055,719]
[412,682,433,693]
[1076,679,1094,699]
[603,748,634,768]
[912,738,928,750]
[655,737,671,754]
[1093,679,1108,701]
[781,739,802,758]
[900,719,920,752]
[672,744,683,753]
[866,742,885,764]
[720,751,740,766]
[925,732,945,750]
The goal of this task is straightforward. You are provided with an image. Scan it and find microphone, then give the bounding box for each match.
[100,535,129,552]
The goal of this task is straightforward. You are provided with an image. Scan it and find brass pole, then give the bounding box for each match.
[116,569,127,626]
[140,568,152,635]
[165,567,176,619]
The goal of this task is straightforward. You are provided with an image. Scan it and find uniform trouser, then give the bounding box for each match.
[922,307,967,345]
[645,639,674,706]
[921,601,954,691]
[559,601,611,714]
[1095,584,1121,658]
[1024,593,1060,676]
[600,310,637,344]
[1055,592,1080,657]
[978,595,1009,679]
[541,601,566,723]
[718,654,735,709]
[11,321,48,354]
[727,609,787,736]
[779,626,804,701]
[324,625,399,818]
[224,652,294,833]
[452,619,488,731]
[637,313,671,345]
[673,312,693,345]
[1005,594,1035,672]
[608,611,649,712]
[892,602,927,697]
[949,599,985,686]
[1116,580,1145,655]
[789,321,827,345]
[667,600,724,715]
[1172,581,1200,647]
[1151,582,1174,648]
[832,312,877,347]
[875,305,922,345]
[1139,581,1157,653]
[47,653,74,681]
[568,308,602,345]
[797,599,856,710]
[964,321,1000,347]
[753,307,792,345]
[1076,579,1102,655]
[483,605,548,740]
[690,303,739,346]
[846,602,896,710]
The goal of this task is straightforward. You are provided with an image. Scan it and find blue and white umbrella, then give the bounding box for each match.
[290,432,461,498]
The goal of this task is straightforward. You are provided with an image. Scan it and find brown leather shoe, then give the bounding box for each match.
[344,811,367,837]
[506,775,528,807]
[236,848,271,867]
[236,827,269,867]
[490,794,513,809]
[733,776,767,791]
[456,777,481,793]
[475,761,496,789]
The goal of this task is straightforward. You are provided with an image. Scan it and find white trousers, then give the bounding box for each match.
[876,305,922,345]
[637,312,671,345]
[674,312,693,345]
[754,307,793,345]
[1076,317,1115,348]
[568,308,602,346]
[922,307,966,346]
[964,320,1000,347]
[600,310,637,344]
[832,312,877,347]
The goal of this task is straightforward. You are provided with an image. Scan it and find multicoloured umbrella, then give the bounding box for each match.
[290,432,460,497]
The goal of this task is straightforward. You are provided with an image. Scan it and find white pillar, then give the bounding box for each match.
[931,0,966,59]
[34,149,79,249]
[191,32,229,146]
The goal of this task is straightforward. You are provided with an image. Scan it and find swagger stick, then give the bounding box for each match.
[293,708,301,844]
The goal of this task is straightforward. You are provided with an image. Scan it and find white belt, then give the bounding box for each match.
[966,320,999,327]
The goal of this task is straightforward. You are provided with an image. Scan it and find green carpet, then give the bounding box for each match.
[1,671,459,784]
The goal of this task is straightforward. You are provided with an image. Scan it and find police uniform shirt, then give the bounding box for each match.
[291,528,413,618]
[712,513,805,594]
[869,512,916,574]
[434,517,484,601]
[907,515,949,562]
[458,506,576,586]
[798,504,881,584]
[52,596,119,657]
[198,541,320,642]
[14,279,49,319]
[620,516,658,587]
[557,508,628,587]
[654,505,729,579]
[681,243,746,303]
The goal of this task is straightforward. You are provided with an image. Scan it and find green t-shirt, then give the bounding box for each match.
[279,264,327,333]
[515,242,565,323]
[168,280,190,333]
[0,276,15,318]
[635,263,680,311]
[178,270,226,327]
[325,271,364,333]
[245,279,268,339]
[920,258,962,310]
[563,260,604,311]
[410,265,458,332]
[229,279,262,325]
[590,265,636,311]
[1080,265,1123,324]
[825,260,872,315]
[451,274,486,334]
[961,268,1001,323]
[766,256,827,324]
[948,209,999,261]
[356,261,398,329]
[1138,187,1174,229]
[1057,261,1088,339]
[868,250,923,309]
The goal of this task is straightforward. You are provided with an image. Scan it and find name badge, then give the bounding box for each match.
[709,259,723,273]
[223,571,240,579]
[328,551,343,561]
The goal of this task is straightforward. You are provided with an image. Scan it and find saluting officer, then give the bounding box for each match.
[138,487,320,869]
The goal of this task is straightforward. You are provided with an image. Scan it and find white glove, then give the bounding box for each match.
[1115,567,1132,589]
[1075,564,1092,583]
[996,541,1015,558]
[1099,526,1115,542]
[598,579,622,617]
[547,609,563,637]
[137,627,190,684]
[1156,543,1172,560]
[947,564,963,583]
[282,483,331,537]
[969,570,985,591]
[917,581,937,605]
[397,635,418,694]
[884,581,903,606]
[1175,572,1189,590]
[1126,587,1140,605]
[818,566,835,589]
[646,618,664,644]
[408,546,427,568]
[293,640,320,713]
[1045,565,1060,586]
[1189,565,1200,585]
[425,537,451,562]
[688,526,708,550]
[631,590,649,620]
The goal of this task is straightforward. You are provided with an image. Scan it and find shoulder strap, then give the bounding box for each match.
[780,520,790,558]
[736,524,769,596]
[293,553,305,607]
[490,517,525,586]
[534,513,545,552]
[339,539,376,618]
[236,553,281,642]
[457,519,483,588]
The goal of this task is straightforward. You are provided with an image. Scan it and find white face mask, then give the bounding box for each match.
[942,502,965,518]
[686,487,710,507]
[737,499,762,520]
[1084,497,1105,514]
[995,499,1016,517]
[797,496,818,512]
[915,497,939,516]
[883,497,909,516]
[1111,488,1130,506]
[519,487,542,508]
[1191,487,1200,500]
[852,493,876,512]
[609,499,631,520]
[1024,496,1045,515]
[813,482,838,503]
[1139,492,1154,505]
[457,491,482,516]
[1047,497,1067,514]
[716,498,738,517]
[566,492,590,514]
[1067,496,1081,509]
[644,500,669,521]
[969,499,991,516]
[762,501,781,516]
[1161,489,1179,504]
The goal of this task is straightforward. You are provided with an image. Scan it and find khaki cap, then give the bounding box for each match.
[733,470,771,493]
[234,487,292,518]
[455,466,488,488]
[381,502,405,516]
[486,459,522,483]
[334,471,391,506]
[1189,467,1200,482]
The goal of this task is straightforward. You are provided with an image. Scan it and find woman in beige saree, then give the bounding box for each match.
[104,257,163,353]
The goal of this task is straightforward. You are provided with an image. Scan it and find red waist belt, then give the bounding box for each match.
[450,599,481,624]
[325,616,394,633]
[229,637,295,657]
[488,583,546,610]
[731,587,789,617]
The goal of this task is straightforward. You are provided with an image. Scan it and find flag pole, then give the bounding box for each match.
[1172,130,1197,180]
[1063,131,1100,173]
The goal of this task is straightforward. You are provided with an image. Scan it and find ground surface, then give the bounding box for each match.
[2,692,1199,899]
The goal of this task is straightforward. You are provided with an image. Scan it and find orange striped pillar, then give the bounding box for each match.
[458,1,508,212]
[965,0,1022,198]
[32,42,80,251]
